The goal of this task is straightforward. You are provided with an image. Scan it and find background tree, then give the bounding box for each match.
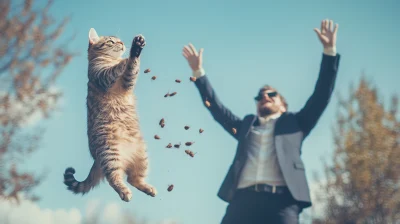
[0,0,75,202]
[313,76,400,223]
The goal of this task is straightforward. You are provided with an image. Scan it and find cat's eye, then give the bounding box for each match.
[107,40,115,44]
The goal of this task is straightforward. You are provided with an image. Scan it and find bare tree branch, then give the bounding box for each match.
[0,0,76,203]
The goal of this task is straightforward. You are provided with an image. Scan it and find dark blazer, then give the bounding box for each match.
[193,53,341,208]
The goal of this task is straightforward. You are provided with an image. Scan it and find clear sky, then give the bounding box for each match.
[12,0,400,223]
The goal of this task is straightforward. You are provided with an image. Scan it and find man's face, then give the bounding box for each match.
[256,89,286,116]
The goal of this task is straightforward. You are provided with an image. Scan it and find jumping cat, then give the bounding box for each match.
[63,28,156,202]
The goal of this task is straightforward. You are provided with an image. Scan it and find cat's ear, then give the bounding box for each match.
[89,28,100,44]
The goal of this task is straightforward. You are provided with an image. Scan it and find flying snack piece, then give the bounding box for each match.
[184,126,190,130]
[151,76,156,80]
[166,143,172,148]
[144,68,151,73]
[232,128,237,135]
[154,135,160,140]
[175,79,181,83]
[185,150,196,157]
[185,141,195,146]
[164,92,170,98]
[167,184,174,192]
[159,118,165,128]
[169,92,177,97]
[199,128,204,133]
[174,143,181,148]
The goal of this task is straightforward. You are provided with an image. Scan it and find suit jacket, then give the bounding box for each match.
[193,53,341,208]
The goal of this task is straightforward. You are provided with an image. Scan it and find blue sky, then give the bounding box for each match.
[15,0,400,223]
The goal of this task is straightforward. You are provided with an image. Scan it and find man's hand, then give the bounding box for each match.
[314,19,338,49]
[182,43,204,72]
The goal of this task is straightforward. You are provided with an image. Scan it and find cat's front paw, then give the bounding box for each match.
[144,185,157,197]
[133,35,146,48]
[130,35,145,57]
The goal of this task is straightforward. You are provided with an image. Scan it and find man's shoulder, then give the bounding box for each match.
[279,112,298,122]
[245,112,297,117]
[283,111,296,116]
[242,112,298,120]
[243,114,255,120]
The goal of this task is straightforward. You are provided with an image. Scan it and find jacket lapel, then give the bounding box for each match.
[244,115,257,138]
[244,112,288,138]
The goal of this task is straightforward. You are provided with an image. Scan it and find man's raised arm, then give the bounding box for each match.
[295,19,341,138]
[182,43,243,140]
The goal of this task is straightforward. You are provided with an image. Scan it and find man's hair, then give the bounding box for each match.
[255,85,288,110]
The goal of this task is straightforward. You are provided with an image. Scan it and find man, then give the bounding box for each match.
[182,19,340,223]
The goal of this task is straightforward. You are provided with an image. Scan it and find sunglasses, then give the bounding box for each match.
[254,91,278,101]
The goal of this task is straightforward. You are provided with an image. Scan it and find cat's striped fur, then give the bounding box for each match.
[63,28,156,202]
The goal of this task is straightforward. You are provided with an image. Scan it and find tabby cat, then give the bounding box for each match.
[63,28,156,202]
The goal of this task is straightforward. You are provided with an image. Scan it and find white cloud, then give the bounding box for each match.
[0,86,63,127]
[308,180,328,218]
[85,200,182,224]
[158,219,181,224]
[0,197,81,224]
[298,180,329,223]
[0,197,180,224]
[85,199,101,222]
[301,177,345,223]
[101,202,124,224]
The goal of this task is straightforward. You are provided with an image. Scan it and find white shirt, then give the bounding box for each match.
[237,113,286,188]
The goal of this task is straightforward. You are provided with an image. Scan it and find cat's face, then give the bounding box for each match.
[88,28,126,58]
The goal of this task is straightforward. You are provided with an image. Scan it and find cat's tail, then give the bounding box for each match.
[63,161,102,195]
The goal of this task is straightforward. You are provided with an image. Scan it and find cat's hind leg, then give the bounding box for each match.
[126,153,157,197]
[99,149,133,202]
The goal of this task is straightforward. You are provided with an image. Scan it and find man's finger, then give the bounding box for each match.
[188,43,198,56]
[324,19,329,31]
[183,46,192,56]
[198,48,204,58]
[320,20,324,33]
[183,47,191,55]
[182,51,189,59]
[329,20,333,32]
[333,23,339,34]
[187,45,195,55]
[313,28,322,39]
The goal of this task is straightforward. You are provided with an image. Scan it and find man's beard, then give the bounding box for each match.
[258,105,280,117]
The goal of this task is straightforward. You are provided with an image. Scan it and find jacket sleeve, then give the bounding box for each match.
[194,75,243,140]
[295,53,341,138]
